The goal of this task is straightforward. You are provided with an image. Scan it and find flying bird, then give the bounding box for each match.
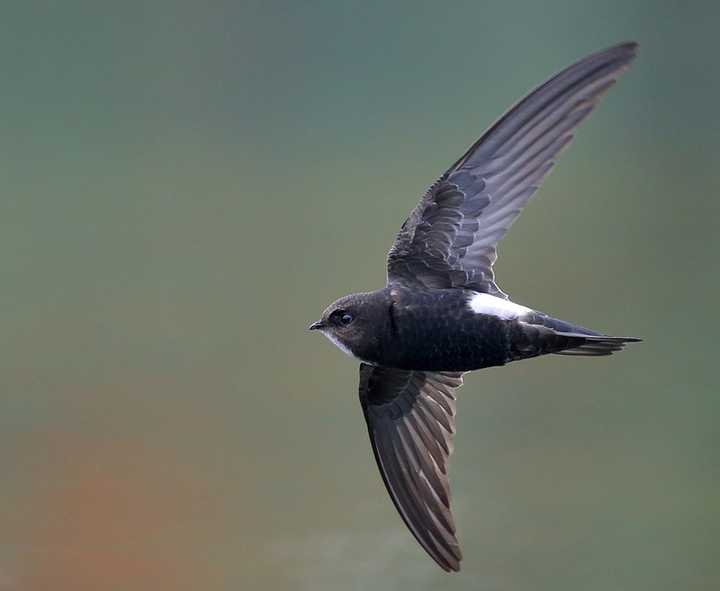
[308,42,640,572]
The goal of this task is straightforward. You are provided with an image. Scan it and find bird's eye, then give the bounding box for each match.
[331,310,354,326]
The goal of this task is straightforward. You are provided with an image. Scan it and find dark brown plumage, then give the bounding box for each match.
[309,42,640,572]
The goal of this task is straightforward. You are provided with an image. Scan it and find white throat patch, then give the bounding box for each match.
[321,330,358,360]
[468,292,532,320]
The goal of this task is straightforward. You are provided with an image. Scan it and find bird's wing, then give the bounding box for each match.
[386,42,637,297]
[358,363,465,571]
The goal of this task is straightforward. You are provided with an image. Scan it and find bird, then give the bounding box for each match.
[308,42,640,572]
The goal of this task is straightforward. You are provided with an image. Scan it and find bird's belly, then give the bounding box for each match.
[386,312,511,372]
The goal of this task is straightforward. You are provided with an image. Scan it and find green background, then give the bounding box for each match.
[1,1,718,589]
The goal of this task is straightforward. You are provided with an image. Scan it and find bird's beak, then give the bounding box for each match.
[308,320,324,331]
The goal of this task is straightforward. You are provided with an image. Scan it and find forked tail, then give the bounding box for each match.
[552,333,642,357]
[509,312,642,360]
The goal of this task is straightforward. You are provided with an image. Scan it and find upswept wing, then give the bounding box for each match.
[387,42,637,297]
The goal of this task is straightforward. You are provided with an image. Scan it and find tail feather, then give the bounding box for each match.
[553,333,642,357]
[509,312,642,361]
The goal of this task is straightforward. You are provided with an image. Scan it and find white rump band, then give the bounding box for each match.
[468,292,532,320]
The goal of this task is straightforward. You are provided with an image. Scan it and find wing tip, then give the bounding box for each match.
[595,40,639,62]
[433,546,463,572]
[618,40,639,52]
[441,560,462,573]
[610,40,639,52]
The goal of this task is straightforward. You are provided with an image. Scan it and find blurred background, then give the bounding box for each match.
[1,1,718,590]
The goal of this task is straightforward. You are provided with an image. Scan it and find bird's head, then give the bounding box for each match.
[308,292,383,361]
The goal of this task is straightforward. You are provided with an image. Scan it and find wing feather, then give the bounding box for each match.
[387,42,637,297]
[359,364,464,571]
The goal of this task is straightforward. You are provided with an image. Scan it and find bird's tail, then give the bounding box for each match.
[508,313,642,360]
[552,333,642,357]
